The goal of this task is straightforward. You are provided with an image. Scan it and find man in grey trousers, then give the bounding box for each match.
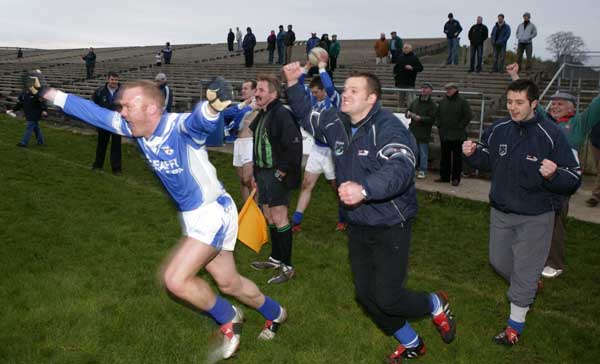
[463,78,581,346]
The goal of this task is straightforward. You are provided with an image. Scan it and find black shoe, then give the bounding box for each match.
[493,327,520,346]
[451,179,460,186]
[434,178,450,183]
[112,170,122,176]
[386,337,426,362]
[16,142,26,147]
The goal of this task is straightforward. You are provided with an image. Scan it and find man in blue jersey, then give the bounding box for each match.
[37,76,286,361]
[289,60,346,232]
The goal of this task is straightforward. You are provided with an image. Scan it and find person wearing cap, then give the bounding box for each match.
[306,32,320,56]
[463,77,581,346]
[435,82,472,186]
[393,43,424,108]
[516,12,537,71]
[155,73,173,112]
[490,14,511,73]
[390,31,404,63]
[406,82,438,179]
[329,34,340,72]
[90,71,122,174]
[468,16,489,73]
[374,32,390,65]
[444,13,463,65]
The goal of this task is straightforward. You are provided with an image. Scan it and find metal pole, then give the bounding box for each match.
[478,95,485,141]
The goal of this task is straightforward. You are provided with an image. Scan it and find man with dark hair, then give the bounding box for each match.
[516,12,537,71]
[227,28,235,52]
[38,77,287,361]
[284,25,296,64]
[242,27,256,67]
[389,31,403,63]
[161,42,173,64]
[91,71,122,174]
[435,83,472,186]
[284,62,456,362]
[490,14,511,73]
[468,16,489,73]
[290,61,343,233]
[444,13,462,65]
[82,47,96,79]
[276,25,286,64]
[463,78,581,346]
[248,74,303,284]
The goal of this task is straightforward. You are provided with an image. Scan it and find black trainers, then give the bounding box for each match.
[431,291,456,344]
[386,337,426,363]
[250,257,281,270]
[493,327,520,346]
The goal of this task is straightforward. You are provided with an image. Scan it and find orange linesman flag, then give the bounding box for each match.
[237,189,268,253]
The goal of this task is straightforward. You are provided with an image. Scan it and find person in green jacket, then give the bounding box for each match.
[329,34,340,72]
[406,82,438,178]
[435,83,472,186]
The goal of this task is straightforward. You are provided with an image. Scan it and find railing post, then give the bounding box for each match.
[478,95,485,141]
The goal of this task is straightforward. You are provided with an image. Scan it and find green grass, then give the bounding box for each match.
[1,116,599,364]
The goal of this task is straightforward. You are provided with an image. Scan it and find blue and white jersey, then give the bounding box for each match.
[54,91,225,212]
[299,68,341,147]
[222,102,253,131]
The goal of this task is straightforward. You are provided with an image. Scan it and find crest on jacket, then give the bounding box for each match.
[499,144,507,156]
[334,141,345,156]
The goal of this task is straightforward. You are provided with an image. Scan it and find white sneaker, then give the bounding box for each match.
[417,171,426,179]
[257,306,287,340]
[542,266,563,278]
[218,306,244,359]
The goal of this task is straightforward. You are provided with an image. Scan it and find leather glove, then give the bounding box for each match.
[205,76,232,112]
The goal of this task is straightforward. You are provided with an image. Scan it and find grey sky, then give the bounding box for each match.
[2,0,599,62]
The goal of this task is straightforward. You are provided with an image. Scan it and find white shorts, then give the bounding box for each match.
[233,137,253,167]
[305,144,335,180]
[179,194,238,251]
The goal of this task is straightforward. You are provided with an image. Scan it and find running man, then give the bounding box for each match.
[290,61,346,232]
[36,75,286,360]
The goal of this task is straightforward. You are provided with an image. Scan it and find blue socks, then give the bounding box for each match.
[429,292,442,316]
[508,319,525,334]
[292,211,304,225]
[206,296,236,325]
[257,296,281,321]
[393,322,420,348]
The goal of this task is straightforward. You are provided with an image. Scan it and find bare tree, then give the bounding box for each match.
[546,31,587,63]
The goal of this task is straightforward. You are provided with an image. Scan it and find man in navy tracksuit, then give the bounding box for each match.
[283,62,456,362]
[91,71,122,174]
[463,79,581,346]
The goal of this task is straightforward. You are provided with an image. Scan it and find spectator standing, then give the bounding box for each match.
[82,47,96,79]
[276,25,286,64]
[155,52,162,66]
[267,30,276,64]
[329,34,340,72]
[374,33,390,65]
[306,32,320,55]
[90,71,122,175]
[236,27,243,52]
[248,74,303,284]
[444,13,462,65]
[242,27,257,67]
[284,25,296,64]
[406,82,438,179]
[10,72,47,147]
[155,72,173,113]
[435,83,472,186]
[393,43,424,108]
[468,16,489,72]
[490,14,511,73]
[17,48,23,59]
[162,42,173,64]
[390,31,404,63]
[227,28,235,52]
[516,12,537,71]
[463,79,581,346]
[317,33,331,53]
[283,62,457,362]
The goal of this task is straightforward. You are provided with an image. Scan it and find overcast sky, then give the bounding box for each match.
[2,0,599,63]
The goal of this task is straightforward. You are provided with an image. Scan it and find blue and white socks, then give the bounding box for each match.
[508,303,529,334]
[393,322,421,348]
